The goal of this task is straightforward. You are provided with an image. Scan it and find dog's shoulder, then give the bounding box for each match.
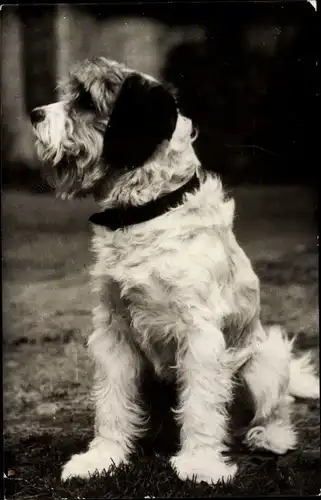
[182,171,235,230]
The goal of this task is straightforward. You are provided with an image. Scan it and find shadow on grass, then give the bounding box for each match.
[4,432,320,498]
[4,372,320,498]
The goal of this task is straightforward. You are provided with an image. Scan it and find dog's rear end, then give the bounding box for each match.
[224,323,318,453]
[231,325,319,453]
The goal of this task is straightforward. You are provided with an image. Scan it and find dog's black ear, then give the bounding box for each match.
[103,73,178,170]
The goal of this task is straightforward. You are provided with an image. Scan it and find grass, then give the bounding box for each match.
[2,186,320,498]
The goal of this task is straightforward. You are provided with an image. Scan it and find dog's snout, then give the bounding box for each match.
[30,108,46,125]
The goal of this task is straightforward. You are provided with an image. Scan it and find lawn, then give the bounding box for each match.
[3,185,320,498]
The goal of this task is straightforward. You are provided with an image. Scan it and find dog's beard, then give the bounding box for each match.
[34,117,106,198]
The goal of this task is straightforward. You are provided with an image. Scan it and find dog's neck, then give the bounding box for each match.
[94,116,201,209]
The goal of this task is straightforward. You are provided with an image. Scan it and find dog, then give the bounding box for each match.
[31,57,319,485]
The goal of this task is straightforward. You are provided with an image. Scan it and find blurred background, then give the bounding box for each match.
[3,6,319,494]
[1,1,318,188]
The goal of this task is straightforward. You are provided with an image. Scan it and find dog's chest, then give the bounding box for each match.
[91,226,217,376]
[91,218,260,368]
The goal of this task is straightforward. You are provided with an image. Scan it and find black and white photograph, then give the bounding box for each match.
[2,1,319,498]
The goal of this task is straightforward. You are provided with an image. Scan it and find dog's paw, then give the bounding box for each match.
[244,422,297,455]
[170,450,237,485]
[61,440,127,481]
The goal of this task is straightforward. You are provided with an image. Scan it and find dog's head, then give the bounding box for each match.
[31,57,185,198]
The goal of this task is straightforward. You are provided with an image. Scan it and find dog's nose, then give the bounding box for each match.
[30,108,45,125]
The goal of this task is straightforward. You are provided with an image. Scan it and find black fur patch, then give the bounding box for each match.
[75,84,96,112]
[102,73,178,171]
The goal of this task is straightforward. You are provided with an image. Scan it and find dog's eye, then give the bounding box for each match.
[75,91,96,111]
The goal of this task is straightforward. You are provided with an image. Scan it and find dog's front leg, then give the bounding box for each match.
[170,323,237,485]
[61,300,146,481]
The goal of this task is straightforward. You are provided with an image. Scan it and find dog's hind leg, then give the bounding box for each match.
[61,286,147,481]
[241,323,297,455]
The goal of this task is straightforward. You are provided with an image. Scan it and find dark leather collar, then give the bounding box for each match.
[89,172,200,230]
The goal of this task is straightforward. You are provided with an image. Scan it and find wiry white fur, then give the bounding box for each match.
[241,325,297,454]
[34,102,68,165]
[31,57,319,485]
[171,324,237,483]
[242,325,292,422]
[288,351,320,399]
[84,169,256,483]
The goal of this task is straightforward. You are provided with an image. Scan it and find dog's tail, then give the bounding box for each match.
[257,326,319,401]
[288,348,319,400]
[228,325,319,402]
[260,326,319,400]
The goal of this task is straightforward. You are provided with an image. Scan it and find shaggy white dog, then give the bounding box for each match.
[30,57,319,485]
